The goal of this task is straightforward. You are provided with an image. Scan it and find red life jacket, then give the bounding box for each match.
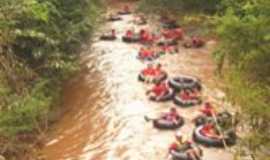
[164,45,170,52]
[154,68,161,76]
[166,112,179,120]
[153,34,161,41]
[180,92,191,100]
[201,106,215,116]
[169,143,178,151]
[141,32,151,42]
[126,30,133,38]
[152,83,167,96]
[143,68,155,76]
[174,28,183,39]
[148,34,154,42]
[141,50,148,57]
[201,124,214,136]
[145,50,154,57]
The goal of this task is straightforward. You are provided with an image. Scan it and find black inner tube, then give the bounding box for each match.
[153,116,184,129]
[138,72,167,83]
[173,94,202,107]
[170,144,203,160]
[193,125,236,147]
[149,89,174,101]
[100,35,116,40]
[169,76,201,91]
[118,11,131,15]
[122,35,140,42]
[137,53,159,61]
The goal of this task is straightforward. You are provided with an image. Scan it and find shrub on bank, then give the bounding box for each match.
[0,0,104,158]
[215,1,270,159]
[137,0,221,14]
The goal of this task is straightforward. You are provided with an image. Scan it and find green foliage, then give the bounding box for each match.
[215,0,270,159]
[215,0,270,83]
[223,70,270,159]
[1,0,102,69]
[138,0,221,14]
[0,80,52,136]
[0,0,103,158]
[137,0,219,36]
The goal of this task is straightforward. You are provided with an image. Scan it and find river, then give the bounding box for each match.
[40,7,234,160]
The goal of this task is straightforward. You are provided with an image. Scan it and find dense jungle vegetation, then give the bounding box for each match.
[0,0,103,158]
[138,0,270,160]
[0,0,269,159]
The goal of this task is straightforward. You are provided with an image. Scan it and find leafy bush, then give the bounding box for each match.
[215,0,270,159]
[137,0,221,14]
[137,0,219,36]
[0,0,103,158]
[0,80,52,136]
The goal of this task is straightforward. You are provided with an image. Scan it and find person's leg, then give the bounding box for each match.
[188,149,201,160]
[187,150,196,160]
[193,148,202,160]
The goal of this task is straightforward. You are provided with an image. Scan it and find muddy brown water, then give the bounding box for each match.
[40,14,234,160]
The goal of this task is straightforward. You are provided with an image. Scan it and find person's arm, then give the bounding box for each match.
[200,108,207,115]
[175,113,182,122]
[172,118,178,124]
[146,89,152,95]
[146,86,154,95]
[165,149,172,160]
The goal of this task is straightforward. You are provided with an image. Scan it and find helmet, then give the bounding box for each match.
[175,131,182,139]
